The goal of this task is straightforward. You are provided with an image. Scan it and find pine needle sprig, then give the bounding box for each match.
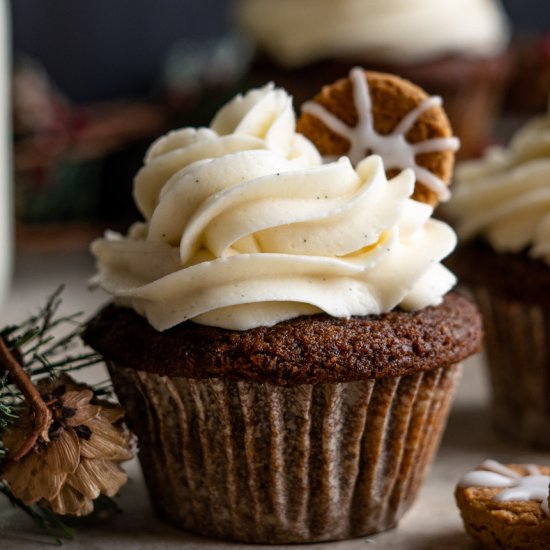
[0,286,104,383]
[0,287,121,543]
[0,373,23,433]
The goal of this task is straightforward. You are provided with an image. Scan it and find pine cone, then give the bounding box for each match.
[2,375,133,516]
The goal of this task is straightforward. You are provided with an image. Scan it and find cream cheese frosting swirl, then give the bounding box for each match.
[237,0,510,67]
[91,84,457,331]
[450,107,550,266]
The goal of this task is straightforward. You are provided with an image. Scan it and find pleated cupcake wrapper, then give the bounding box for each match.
[110,363,462,543]
[473,287,550,449]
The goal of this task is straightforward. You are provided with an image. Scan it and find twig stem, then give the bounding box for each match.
[0,337,51,460]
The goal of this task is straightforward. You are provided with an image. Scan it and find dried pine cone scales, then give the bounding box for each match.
[2,375,133,516]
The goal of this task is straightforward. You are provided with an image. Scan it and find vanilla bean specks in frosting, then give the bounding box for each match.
[450,105,550,265]
[91,83,457,331]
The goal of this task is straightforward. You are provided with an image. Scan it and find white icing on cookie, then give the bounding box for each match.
[481,459,521,479]
[302,67,460,202]
[525,464,543,476]
[459,459,550,516]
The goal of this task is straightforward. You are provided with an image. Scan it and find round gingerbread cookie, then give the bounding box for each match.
[297,68,459,206]
[455,460,550,550]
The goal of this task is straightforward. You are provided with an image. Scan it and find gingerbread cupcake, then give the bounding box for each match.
[448,105,550,448]
[456,460,550,549]
[84,69,481,543]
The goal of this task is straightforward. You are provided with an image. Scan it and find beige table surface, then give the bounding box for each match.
[0,248,549,550]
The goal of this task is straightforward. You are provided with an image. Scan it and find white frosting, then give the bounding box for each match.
[134,84,321,220]
[451,107,550,266]
[237,0,510,67]
[302,68,459,202]
[91,83,457,331]
[459,460,550,516]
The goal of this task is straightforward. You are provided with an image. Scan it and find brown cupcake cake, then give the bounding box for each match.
[85,294,479,542]
[84,69,482,543]
[456,460,550,549]
[447,105,550,449]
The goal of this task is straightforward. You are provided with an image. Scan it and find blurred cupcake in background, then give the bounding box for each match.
[505,32,550,115]
[236,0,512,159]
[447,104,550,448]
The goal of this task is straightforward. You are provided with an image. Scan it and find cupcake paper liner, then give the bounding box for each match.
[109,362,462,543]
[474,287,550,449]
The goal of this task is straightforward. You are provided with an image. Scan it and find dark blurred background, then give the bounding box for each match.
[502,0,548,31]
[10,0,548,104]
[11,0,233,102]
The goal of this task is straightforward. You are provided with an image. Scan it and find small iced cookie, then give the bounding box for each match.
[297,68,459,206]
[455,460,550,550]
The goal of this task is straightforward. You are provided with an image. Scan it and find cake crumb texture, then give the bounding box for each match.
[83,292,481,386]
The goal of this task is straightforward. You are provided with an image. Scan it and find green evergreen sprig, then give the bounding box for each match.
[0,286,115,544]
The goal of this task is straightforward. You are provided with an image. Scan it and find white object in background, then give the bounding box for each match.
[0,0,11,307]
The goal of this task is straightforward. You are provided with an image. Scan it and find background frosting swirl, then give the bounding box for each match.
[92,85,457,331]
[451,108,550,266]
[237,0,510,67]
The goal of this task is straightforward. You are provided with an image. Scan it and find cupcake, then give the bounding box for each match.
[236,0,512,159]
[456,459,550,549]
[83,69,482,543]
[448,105,550,448]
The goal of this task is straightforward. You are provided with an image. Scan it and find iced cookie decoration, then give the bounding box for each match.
[456,460,550,550]
[298,68,459,206]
